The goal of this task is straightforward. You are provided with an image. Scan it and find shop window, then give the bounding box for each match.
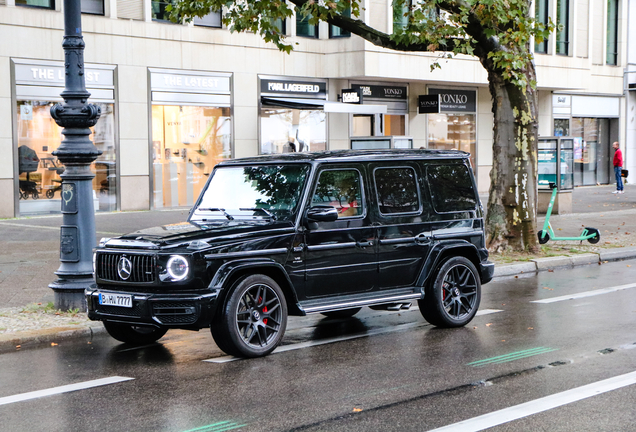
[384,115,406,136]
[534,0,549,54]
[16,101,117,215]
[352,115,374,137]
[15,0,54,9]
[81,0,104,15]
[427,113,476,168]
[329,7,350,38]
[260,108,326,154]
[554,118,570,136]
[296,11,318,38]
[152,105,232,208]
[271,17,286,35]
[606,0,619,65]
[556,0,570,55]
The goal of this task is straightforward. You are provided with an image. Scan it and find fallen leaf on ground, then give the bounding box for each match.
[353,408,363,412]
[486,323,492,327]
[51,342,58,346]
[528,327,534,330]
[543,287,554,290]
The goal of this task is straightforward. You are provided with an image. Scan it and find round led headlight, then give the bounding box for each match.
[167,255,189,281]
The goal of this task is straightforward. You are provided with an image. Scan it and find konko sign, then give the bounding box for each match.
[428,89,476,113]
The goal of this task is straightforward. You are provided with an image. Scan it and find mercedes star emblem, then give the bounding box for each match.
[117,257,133,280]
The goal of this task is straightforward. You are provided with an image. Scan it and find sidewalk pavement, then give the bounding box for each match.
[2,184,636,352]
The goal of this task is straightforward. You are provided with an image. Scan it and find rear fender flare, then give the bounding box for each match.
[416,241,481,290]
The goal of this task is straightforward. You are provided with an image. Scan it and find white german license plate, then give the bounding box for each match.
[98,292,133,308]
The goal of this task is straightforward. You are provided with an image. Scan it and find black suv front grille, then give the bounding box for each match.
[97,253,156,283]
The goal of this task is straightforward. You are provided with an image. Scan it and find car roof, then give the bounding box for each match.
[218,149,470,166]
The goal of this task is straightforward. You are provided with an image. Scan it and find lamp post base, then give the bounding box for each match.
[49,277,92,311]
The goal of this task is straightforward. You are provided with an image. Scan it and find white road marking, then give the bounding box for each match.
[0,376,134,406]
[531,282,636,304]
[205,309,503,363]
[427,370,636,432]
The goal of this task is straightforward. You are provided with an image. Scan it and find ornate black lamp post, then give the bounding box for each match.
[48,0,102,310]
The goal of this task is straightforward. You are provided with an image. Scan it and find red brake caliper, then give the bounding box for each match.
[259,296,268,325]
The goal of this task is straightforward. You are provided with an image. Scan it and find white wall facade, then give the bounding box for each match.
[0,0,628,218]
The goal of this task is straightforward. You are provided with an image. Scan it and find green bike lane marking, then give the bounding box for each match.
[467,347,558,367]
[181,420,247,432]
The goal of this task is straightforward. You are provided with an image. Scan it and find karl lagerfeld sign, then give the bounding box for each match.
[341,88,362,104]
[428,88,476,113]
[260,78,327,98]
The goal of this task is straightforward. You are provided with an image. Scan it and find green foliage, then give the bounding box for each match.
[169,0,556,91]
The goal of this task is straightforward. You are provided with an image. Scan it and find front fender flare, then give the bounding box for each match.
[207,258,300,313]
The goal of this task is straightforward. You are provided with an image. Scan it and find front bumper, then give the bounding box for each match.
[479,261,495,284]
[86,286,220,329]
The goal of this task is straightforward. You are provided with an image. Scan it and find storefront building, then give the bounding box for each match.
[12,59,117,216]
[551,94,620,186]
[0,0,630,218]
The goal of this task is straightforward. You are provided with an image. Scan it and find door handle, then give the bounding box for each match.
[414,233,431,245]
[356,240,374,248]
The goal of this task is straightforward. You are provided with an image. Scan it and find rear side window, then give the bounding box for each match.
[427,164,477,213]
[311,169,364,218]
[374,167,420,214]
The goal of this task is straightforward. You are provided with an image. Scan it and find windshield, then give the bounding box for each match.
[191,164,311,222]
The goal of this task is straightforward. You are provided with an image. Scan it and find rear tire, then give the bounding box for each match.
[321,307,362,318]
[211,274,287,358]
[419,256,481,328]
[103,321,167,345]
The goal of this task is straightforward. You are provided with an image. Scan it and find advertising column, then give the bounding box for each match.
[12,59,117,216]
[149,69,232,209]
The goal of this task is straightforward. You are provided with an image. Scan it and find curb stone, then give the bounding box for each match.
[0,324,105,354]
[3,248,636,352]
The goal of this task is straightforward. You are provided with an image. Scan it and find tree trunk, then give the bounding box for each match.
[484,62,540,252]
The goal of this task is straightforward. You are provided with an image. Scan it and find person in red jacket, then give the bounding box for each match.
[613,141,624,194]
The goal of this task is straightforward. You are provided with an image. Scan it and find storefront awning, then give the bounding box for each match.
[261,97,387,114]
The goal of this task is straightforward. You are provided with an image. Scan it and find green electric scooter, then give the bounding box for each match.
[537,182,600,245]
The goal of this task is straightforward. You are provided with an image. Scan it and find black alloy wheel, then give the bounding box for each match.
[46,189,55,199]
[321,307,362,319]
[212,274,287,358]
[103,321,168,345]
[419,256,481,327]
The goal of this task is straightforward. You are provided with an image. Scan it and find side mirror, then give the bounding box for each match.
[306,205,338,223]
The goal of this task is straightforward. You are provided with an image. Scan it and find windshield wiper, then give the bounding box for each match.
[197,208,234,221]
[239,207,276,220]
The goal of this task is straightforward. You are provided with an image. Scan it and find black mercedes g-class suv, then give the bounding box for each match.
[87,149,494,357]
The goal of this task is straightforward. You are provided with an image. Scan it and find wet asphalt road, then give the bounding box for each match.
[1,260,635,431]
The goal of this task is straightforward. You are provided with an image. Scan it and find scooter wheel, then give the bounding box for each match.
[586,228,600,244]
[537,230,550,244]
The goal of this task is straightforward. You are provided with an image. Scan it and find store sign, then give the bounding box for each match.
[15,63,114,87]
[418,95,439,114]
[260,79,327,98]
[341,88,362,104]
[351,84,407,100]
[553,95,571,107]
[428,88,476,113]
[150,71,231,94]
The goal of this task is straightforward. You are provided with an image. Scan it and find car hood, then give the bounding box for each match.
[105,220,296,248]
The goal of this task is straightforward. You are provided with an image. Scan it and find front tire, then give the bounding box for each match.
[537,230,550,244]
[103,321,168,345]
[211,274,288,358]
[419,256,481,328]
